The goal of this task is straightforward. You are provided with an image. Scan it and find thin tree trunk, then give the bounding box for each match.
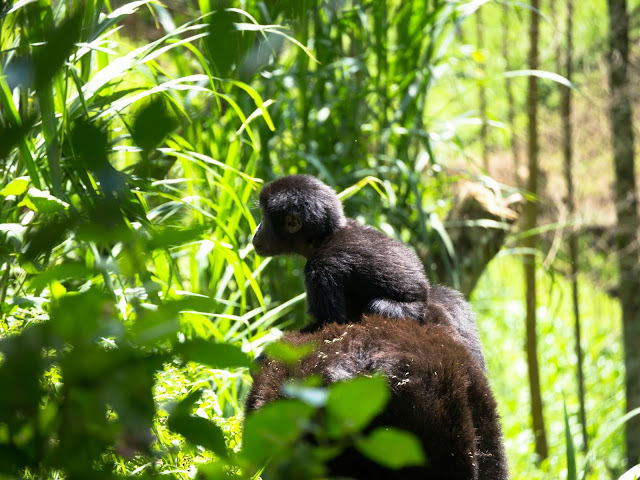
[607,0,640,468]
[501,4,520,186]
[560,0,589,452]
[524,0,549,461]
[552,0,561,75]
[476,6,488,171]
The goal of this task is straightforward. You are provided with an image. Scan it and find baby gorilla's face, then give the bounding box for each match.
[251,217,273,256]
[252,210,302,257]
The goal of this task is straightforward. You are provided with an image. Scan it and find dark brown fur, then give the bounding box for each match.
[426,283,486,369]
[246,316,508,480]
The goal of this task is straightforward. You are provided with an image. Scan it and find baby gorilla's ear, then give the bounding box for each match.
[285,213,303,233]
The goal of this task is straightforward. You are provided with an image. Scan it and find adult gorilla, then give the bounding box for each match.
[246,315,508,480]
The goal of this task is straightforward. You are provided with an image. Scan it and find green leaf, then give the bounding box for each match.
[20,188,69,213]
[503,69,578,91]
[147,226,207,250]
[131,97,177,152]
[33,14,82,89]
[0,121,31,161]
[87,0,154,42]
[132,296,217,344]
[176,339,251,369]
[563,399,577,480]
[131,308,180,345]
[102,354,163,446]
[51,289,116,345]
[0,444,28,474]
[70,118,110,171]
[0,325,47,423]
[196,462,244,480]
[326,375,390,439]
[172,389,204,418]
[22,217,75,260]
[168,414,228,457]
[0,223,26,249]
[205,4,242,78]
[28,262,91,292]
[355,427,426,470]
[168,390,227,456]
[282,381,329,408]
[0,177,29,197]
[264,341,317,364]
[242,399,314,463]
[163,295,217,314]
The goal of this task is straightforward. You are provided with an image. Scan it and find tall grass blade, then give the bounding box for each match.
[563,398,577,480]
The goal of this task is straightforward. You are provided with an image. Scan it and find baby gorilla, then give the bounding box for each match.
[252,175,430,330]
[246,316,509,480]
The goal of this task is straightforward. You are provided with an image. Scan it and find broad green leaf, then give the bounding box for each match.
[0,120,31,162]
[196,462,244,480]
[51,289,117,345]
[264,341,316,364]
[282,382,328,408]
[20,188,69,213]
[0,444,27,473]
[172,389,204,418]
[101,354,163,442]
[0,325,47,422]
[162,295,217,315]
[205,7,242,78]
[168,415,228,457]
[28,262,91,292]
[33,14,82,89]
[176,339,251,369]
[131,308,181,345]
[131,97,178,152]
[167,390,227,456]
[70,118,109,171]
[326,375,390,439]
[355,427,426,469]
[147,226,207,250]
[242,399,314,463]
[0,177,29,197]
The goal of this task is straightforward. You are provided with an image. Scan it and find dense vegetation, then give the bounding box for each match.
[0,0,637,478]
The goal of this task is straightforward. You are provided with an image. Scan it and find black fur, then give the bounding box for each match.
[253,175,486,368]
[245,316,508,480]
[253,175,430,329]
[304,218,430,326]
